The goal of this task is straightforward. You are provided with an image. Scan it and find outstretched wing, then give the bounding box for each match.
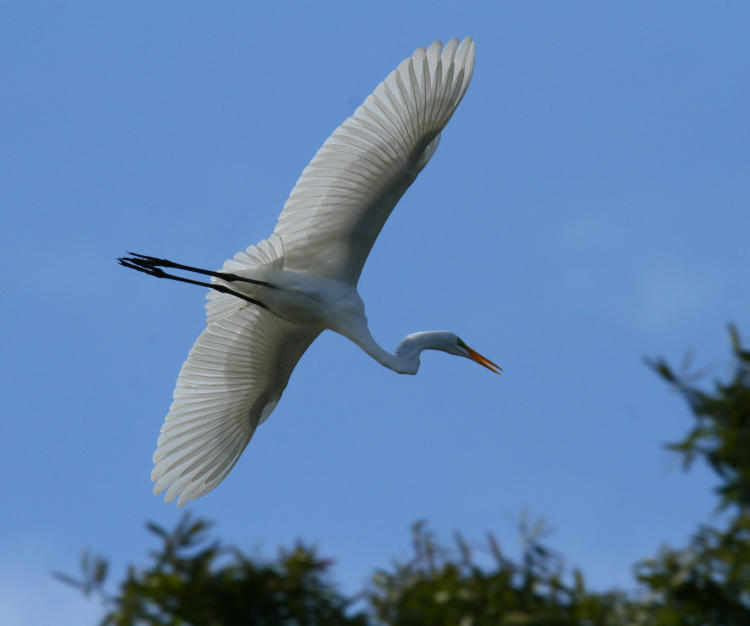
[152,242,321,505]
[274,37,476,285]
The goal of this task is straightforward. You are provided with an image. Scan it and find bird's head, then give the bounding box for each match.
[454,336,502,375]
[391,332,502,375]
[423,332,501,374]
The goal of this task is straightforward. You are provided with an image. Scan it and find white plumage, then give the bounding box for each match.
[120,37,500,507]
[274,38,475,284]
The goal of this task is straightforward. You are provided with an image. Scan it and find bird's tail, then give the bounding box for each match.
[206,234,285,322]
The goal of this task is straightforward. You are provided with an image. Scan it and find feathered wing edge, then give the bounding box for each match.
[152,236,319,506]
[272,37,476,284]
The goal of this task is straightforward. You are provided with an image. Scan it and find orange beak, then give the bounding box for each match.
[465,345,502,375]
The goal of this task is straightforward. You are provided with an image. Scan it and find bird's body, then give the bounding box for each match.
[226,258,364,333]
[120,37,499,506]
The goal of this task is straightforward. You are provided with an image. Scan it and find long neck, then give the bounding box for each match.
[347,328,454,375]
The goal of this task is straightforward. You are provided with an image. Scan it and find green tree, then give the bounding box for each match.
[648,325,750,510]
[364,516,627,625]
[632,324,750,625]
[59,512,625,626]
[55,514,366,626]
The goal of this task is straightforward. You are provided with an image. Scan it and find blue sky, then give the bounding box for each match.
[2,2,749,622]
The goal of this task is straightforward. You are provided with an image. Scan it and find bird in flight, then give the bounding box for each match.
[120,37,499,506]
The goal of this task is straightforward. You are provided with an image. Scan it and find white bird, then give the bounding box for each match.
[119,37,499,507]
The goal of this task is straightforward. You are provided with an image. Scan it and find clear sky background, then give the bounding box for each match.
[2,2,749,623]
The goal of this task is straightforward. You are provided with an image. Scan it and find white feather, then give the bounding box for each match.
[274,37,475,284]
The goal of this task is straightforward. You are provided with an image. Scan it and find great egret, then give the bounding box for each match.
[120,37,499,507]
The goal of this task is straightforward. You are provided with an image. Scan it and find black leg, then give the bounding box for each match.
[117,256,273,312]
[122,253,277,288]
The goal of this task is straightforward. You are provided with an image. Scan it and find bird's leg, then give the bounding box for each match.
[117,254,273,312]
[121,253,278,288]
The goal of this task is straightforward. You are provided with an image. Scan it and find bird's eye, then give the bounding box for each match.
[456,337,467,349]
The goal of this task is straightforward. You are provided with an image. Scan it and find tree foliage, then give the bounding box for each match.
[647,324,750,511]
[55,515,365,626]
[59,326,750,624]
[365,516,628,625]
[633,324,750,625]
[59,512,629,625]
